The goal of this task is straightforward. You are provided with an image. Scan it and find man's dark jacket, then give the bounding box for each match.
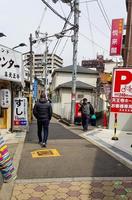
[33,98,52,121]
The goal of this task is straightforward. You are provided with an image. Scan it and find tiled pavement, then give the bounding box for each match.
[11,179,132,200]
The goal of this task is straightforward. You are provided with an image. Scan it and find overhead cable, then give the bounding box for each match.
[96,0,111,30]
[79,31,108,53]
[81,12,109,39]
[85,2,95,57]
[99,0,111,27]
[80,0,97,3]
[52,10,73,54]
[59,30,72,56]
[41,0,74,27]
[37,6,47,31]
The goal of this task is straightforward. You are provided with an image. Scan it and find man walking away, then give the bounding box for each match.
[33,93,52,147]
[79,98,90,131]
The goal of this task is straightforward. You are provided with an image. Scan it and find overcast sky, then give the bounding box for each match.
[0,0,127,66]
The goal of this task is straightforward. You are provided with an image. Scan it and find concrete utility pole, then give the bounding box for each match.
[70,0,79,124]
[29,33,33,123]
[124,0,132,66]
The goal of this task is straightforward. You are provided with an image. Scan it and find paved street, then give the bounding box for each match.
[7,119,131,200]
[17,119,132,179]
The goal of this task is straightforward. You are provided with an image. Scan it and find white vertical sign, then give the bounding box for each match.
[14,98,28,126]
[0,89,11,108]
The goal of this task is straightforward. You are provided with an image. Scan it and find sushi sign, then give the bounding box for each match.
[111,68,132,113]
[14,97,28,126]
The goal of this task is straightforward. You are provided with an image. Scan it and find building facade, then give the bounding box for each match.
[51,65,102,121]
[23,53,63,85]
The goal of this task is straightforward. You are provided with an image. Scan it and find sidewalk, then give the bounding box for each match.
[73,128,132,170]
[0,129,26,200]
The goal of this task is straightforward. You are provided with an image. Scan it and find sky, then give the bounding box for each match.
[0,0,127,66]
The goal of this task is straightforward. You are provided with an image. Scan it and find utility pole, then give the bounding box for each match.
[29,33,33,123]
[44,33,48,98]
[124,0,132,66]
[70,0,79,124]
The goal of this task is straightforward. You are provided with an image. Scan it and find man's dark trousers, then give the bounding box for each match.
[37,120,49,144]
[82,115,89,131]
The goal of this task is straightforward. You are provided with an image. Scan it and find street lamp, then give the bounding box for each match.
[12,43,27,50]
[0,32,6,37]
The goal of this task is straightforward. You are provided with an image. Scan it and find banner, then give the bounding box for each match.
[110,19,123,56]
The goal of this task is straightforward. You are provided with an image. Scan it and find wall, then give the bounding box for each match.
[52,72,98,90]
[52,88,101,120]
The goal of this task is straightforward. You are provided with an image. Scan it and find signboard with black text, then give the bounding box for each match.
[14,98,28,126]
[0,44,23,82]
[0,89,11,108]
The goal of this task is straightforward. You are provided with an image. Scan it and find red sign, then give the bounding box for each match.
[111,68,132,113]
[110,19,123,56]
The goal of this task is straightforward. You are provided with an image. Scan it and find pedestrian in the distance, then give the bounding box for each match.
[79,98,91,131]
[33,93,52,147]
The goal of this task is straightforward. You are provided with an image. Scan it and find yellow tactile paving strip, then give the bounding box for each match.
[11,180,132,200]
[31,149,61,158]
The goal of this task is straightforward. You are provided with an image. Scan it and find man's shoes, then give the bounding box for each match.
[38,141,42,146]
[83,128,88,132]
[41,143,46,148]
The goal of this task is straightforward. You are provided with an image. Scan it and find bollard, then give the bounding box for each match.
[103,111,107,128]
[112,113,118,140]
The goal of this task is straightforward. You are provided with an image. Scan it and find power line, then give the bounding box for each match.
[85,2,95,57]
[79,31,109,53]
[37,6,47,31]
[80,0,97,3]
[99,0,111,27]
[41,0,74,27]
[96,0,111,30]
[81,12,109,39]
[59,0,66,18]
[59,30,72,56]
[52,10,73,54]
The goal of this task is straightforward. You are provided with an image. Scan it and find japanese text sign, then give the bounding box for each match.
[33,79,38,99]
[0,44,23,82]
[110,19,124,56]
[111,68,132,113]
[14,98,28,126]
[0,89,11,108]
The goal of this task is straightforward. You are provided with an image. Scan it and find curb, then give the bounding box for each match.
[81,130,132,170]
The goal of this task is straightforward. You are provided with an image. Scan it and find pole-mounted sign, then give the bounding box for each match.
[111,68,132,113]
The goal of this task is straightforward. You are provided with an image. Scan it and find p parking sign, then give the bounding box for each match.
[111,68,132,113]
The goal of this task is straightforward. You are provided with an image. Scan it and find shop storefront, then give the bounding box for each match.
[0,44,23,130]
[0,80,11,129]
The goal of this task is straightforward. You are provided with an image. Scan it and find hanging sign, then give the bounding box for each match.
[14,97,28,126]
[0,89,11,108]
[111,68,132,113]
[110,18,124,56]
